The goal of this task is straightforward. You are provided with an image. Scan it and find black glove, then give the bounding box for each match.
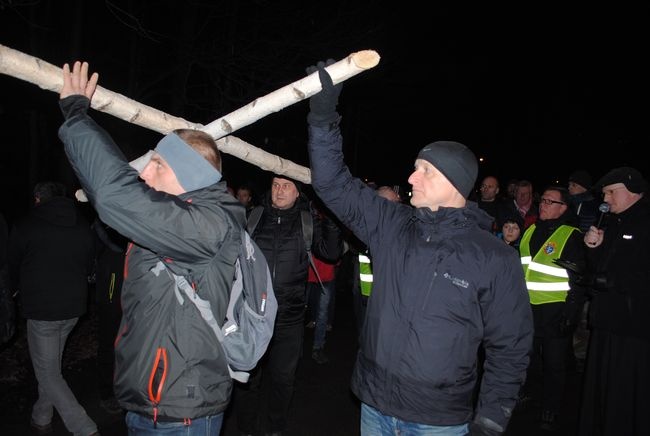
[306,59,342,127]
[468,421,502,436]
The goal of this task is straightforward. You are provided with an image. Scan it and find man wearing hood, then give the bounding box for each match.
[233,175,341,436]
[305,61,533,436]
[518,186,586,431]
[8,181,97,436]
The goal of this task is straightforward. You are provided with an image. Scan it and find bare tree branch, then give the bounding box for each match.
[0,43,380,183]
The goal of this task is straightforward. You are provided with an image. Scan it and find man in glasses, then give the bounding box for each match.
[518,186,586,431]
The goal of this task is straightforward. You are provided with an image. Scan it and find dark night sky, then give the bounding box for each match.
[1,2,649,222]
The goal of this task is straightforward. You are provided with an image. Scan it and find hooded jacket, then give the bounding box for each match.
[8,196,94,321]
[308,124,533,432]
[58,95,245,420]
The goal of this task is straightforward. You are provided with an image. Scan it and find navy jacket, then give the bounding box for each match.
[308,124,533,432]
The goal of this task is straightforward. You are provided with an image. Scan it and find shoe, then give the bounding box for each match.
[311,348,329,364]
[99,396,122,414]
[539,409,558,431]
[30,419,53,435]
[326,324,333,332]
[305,321,315,329]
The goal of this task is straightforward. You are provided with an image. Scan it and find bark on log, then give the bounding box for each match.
[0,43,380,183]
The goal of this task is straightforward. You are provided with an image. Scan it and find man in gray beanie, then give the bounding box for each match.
[305,60,532,435]
[58,61,246,435]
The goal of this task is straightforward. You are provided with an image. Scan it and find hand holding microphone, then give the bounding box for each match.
[584,203,609,248]
[595,202,610,228]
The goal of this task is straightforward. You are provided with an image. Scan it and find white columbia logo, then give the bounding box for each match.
[443,272,469,288]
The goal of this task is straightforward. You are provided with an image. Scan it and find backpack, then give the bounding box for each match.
[247,205,324,285]
[167,227,277,383]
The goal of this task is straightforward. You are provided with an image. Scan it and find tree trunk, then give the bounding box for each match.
[0,43,380,183]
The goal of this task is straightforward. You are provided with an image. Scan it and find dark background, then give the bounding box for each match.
[2,1,649,224]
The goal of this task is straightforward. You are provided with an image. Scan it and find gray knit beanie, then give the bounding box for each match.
[417,141,478,198]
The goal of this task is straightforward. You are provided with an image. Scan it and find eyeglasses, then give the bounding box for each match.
[540,198,565,206]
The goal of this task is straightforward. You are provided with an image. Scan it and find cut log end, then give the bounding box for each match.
[349,50,380,69]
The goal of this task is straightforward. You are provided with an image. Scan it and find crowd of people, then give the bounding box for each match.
[0,59,647,436]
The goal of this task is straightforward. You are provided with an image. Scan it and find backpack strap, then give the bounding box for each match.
[161,260,250,383]
[246,206,264,235]
[301,210,326,291]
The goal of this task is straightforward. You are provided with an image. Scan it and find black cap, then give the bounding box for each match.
[568,170,592,190]
[272,174,303,193]
[416,141,478,198]
[595,167,648,194]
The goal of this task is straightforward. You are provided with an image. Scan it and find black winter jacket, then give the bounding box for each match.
[308,124,533,433]
[251,192,341,326]
[8,197,94,320]
[586,196,650,340]
[58,95,245,420]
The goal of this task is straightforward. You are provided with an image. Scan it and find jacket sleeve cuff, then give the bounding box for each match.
[59,95,91,120]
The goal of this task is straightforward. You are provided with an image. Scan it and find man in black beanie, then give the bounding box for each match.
[305,60,533,436]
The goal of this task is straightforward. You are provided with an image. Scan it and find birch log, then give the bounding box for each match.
[0,43,380,183]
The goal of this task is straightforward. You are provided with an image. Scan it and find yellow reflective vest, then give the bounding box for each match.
[520,224,577,305]
[359,253,373,297]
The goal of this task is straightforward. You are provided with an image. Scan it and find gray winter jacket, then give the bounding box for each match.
[308,124,533,433]
[59,95,245,420]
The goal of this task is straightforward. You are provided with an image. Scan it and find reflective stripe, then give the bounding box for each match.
[526,281,571,291]
[360,273,374,282]
[527,261,569,278]
[521,256,532,265]
[359,254,371,263]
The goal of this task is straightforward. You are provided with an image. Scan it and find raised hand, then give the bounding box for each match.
[60,61,98,100]
[306,59,342,127]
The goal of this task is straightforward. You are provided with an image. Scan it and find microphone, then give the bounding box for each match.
[596,202,610,229]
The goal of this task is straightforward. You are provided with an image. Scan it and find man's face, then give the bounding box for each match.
[407,159,459,211]
[515,185,533,207]
[480,177,499,201]
[271,177,299,210]
[139,152,185,196]
[538,189,567,220]
[602,183,638,214]
[237,189,252,206]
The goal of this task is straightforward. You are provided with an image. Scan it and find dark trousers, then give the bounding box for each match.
[234,322,304,433]
[528,335,571,413]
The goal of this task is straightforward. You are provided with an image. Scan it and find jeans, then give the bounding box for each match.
[360,403,468,435]
[307,280,335,349]
[126,411,223,435]
[234,322,304,433]
[27,318,98,436]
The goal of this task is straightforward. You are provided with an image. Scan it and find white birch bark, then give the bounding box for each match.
[0,43,380,183]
